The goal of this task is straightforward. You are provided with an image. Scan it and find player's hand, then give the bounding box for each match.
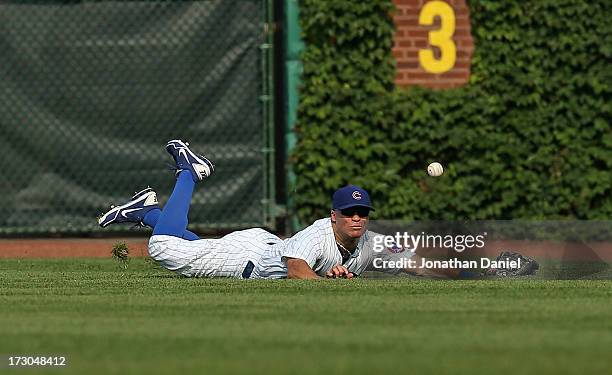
[325,265,354,279]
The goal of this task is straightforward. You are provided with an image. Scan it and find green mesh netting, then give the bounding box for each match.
[0,0,269,235]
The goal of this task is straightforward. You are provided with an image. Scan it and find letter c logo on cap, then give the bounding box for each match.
[352,191,362,200]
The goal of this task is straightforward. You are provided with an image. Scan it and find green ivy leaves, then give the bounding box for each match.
[293,0,611,222]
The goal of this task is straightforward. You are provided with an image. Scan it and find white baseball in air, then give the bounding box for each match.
[427,162,444,177]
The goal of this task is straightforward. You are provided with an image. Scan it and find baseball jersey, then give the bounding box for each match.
[251,218,414,279]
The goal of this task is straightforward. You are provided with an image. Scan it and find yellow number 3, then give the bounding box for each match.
[419,1,456,74]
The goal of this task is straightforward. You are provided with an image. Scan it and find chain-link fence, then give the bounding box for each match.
[0,0,274,235]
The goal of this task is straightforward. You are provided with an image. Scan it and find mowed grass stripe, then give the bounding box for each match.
[1,259,611,375]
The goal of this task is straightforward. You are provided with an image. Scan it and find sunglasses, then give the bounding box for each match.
[338,207,370,218]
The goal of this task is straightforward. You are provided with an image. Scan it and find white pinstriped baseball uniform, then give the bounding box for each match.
[148,228,285,278]
[148,218,414,279]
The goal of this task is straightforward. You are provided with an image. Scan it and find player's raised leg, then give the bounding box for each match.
[148,140,221,277]
[152,140,214,238]
[96,186,200,241]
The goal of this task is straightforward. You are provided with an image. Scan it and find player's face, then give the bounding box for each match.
[332,206,370,238]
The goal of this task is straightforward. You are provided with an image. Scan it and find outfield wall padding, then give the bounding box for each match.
[0,0,270,235]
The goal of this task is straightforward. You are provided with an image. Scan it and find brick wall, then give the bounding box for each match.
[392,0,473,89]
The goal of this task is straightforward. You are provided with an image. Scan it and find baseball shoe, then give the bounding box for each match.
[165,139,214,181]
[97,187,159,227]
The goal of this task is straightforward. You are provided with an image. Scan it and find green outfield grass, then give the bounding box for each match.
[1,259,611,375]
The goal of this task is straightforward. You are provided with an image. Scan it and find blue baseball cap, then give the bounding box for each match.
[332,185,374,211]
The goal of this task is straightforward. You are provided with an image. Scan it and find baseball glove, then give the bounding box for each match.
[483,251,539,277]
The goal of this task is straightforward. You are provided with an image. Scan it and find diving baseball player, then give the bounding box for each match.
[97,139,414,279]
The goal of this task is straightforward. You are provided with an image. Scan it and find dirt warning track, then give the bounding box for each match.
[0,238,149,258]
[0,238,610,261]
